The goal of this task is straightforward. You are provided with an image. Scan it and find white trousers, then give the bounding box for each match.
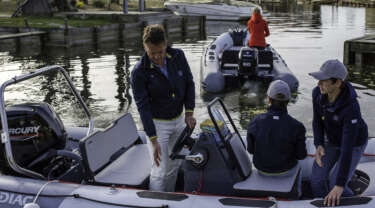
[148,116,185,192]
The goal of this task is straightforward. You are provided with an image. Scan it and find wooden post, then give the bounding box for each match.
[163,19,168,39]
[355,52,363,67]
[24,18,30,30]
[93,26,98,52]
[200,16,206,40]
[64,18,69,47]
[119,23,125,46]
[139,0,144,12]
[182,17,187,42]
[123,0,128,14]
[343,41,350,65]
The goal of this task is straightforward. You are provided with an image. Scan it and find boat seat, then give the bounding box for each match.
[79,113,151,187]
[227,133,300,198]
[257,50,273,71]
[221,48,241,70]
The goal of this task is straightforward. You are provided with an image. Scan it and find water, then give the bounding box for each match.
[1,4,375,137]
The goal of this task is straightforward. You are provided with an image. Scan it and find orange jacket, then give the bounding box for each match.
[247,13,270,47]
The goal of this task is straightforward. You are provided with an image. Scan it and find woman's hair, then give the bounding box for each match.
[252,7,261,15]
[330,78,345,89]
[143,24,166,45]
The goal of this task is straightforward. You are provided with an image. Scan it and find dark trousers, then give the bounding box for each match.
[310,142,367,197]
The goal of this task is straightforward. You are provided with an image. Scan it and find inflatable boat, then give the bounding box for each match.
[164,0,260,21]
[1,66,375,208]
[201,28,298,93]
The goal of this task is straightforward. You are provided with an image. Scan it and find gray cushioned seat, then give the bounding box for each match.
[227,133,300,198]
[234,165,299,193]
[80,113,151,187]
[95,144,150,186]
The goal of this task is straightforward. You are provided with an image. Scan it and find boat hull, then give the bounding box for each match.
[164,2,258,21]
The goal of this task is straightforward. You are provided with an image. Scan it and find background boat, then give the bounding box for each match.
[164,0,261,21]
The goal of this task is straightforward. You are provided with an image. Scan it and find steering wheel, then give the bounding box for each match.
[170,126,194,160]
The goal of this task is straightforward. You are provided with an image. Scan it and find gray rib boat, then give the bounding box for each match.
[201,28,298,93]
[0,66,375,208]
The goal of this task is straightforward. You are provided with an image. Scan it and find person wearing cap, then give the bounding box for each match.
[131,24,196,192]
[309,59,368,206]
[247,80,307,197]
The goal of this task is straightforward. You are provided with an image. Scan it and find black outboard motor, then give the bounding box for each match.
[238,47,258,76]
[229,28,247,46]
[0,103,67,175]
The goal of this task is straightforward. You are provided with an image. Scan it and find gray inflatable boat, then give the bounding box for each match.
[1,66,375,208]
[201,28,298,93]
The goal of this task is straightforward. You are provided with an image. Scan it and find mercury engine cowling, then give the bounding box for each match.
[238,47,258,76]
[0,103,67,174]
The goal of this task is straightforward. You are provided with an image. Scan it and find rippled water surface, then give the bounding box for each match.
[1,4,375,137]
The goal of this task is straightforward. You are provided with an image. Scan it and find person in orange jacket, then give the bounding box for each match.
[248,7,270,50]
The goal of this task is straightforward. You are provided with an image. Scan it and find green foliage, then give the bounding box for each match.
[93,0,106,8]
[76,0,85,8]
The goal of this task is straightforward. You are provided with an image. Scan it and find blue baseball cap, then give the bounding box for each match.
[309,59,348,81]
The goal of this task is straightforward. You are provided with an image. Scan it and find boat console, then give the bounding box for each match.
[183,98,300,198]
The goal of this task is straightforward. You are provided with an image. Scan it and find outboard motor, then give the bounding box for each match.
[0,103,67,175]
[238,47,258,76]
[229,28,247,46]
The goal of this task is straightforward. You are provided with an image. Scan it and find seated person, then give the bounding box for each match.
[246,80,307,196]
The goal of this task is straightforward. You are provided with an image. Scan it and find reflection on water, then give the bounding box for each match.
[1,2,375,137]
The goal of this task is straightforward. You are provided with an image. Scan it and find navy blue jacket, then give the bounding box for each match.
[247,105,307,173]
[131,47,195,138]
[312,82,368,186]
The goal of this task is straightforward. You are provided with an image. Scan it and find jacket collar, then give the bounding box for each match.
[321,82,357,112]
[144,46,175,70]
[267,105,288,115]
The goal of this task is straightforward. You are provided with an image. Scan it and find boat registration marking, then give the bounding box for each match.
[0,192,33,206]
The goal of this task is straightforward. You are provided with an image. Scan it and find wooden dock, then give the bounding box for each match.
[344,35,375,68]
[0,31,47,40]
[310,0,375,7]
[0,11,206,50]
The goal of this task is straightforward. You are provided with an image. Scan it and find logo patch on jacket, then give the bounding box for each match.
[352,119,358,124]
[273,116,279,120]
[333,115,339,121]
[178,70,183,76]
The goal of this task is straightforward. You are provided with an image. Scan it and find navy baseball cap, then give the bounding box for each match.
[309,59,348,81]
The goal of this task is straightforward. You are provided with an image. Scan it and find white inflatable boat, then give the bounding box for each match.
[0,66,375,208]
[164,0,260,21]
[201,28,298,93]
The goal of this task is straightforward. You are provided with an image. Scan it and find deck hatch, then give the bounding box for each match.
[310,197,372,207]
[219,198,275,207]
[136,191,188,201]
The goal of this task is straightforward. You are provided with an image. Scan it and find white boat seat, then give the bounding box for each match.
[80,113,151,187]
[226,133,300,198]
